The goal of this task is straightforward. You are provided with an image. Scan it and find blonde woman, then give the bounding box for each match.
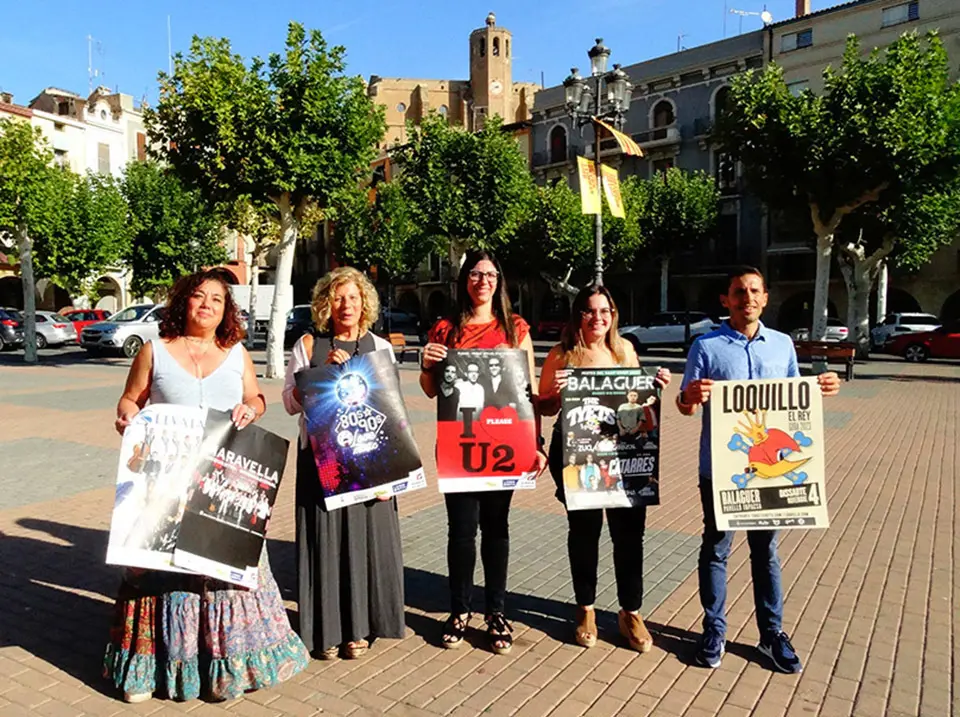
[282,267,404,660]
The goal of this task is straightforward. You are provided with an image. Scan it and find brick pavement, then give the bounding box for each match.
[0,348,956,717]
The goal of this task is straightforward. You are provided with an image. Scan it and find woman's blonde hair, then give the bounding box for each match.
[310,267,380,335]
[560,284,627,367]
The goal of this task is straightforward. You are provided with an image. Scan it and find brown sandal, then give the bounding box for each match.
[486,613,513,655]
[343,639,368,659]
[618,610,653,653]
[574,606,597,648]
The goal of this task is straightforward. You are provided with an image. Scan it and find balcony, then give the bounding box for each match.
[532,146,579,169]
[585,124,682,159]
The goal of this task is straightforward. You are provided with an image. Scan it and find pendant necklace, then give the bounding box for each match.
[184,336,215,408]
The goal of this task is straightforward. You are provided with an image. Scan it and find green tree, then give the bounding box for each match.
[0,118,64,362]
[121,160,225,299]
[713,32,960,347]
[624,169,720,312]
[33,172,131,301]
[391,114,537,277]
[146,22,386,377]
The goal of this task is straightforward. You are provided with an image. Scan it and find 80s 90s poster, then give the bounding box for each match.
[296,348,426,509]
[560,367,662,510]
[436,348,538,492]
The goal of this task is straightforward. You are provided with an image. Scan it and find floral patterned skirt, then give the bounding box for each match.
[102,550,309,701]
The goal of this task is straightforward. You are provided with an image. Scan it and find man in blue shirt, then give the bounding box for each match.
[678,267,840,674]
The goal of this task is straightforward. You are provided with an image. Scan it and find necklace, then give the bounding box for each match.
[330,332,361,362]
[183,336,215,407]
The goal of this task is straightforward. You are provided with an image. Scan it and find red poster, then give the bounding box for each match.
[436,349,538,492]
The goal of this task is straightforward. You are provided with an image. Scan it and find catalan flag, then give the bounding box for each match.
[593,117,643,157]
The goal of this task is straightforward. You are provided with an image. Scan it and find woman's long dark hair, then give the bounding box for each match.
[450,249,518,347]
[159,268,245,348]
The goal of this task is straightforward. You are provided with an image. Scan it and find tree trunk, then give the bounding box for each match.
[659,256,669,312]
[875,261,888,322]
[810,230,834,344]
[19,225,37,364]
[265,194,298,379]
[838,237,894,358]
[246,261,260,350]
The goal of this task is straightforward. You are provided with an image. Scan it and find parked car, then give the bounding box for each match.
[378,309,421,336]
[33,311,78,348]
[620,311,716,351]
[886,321,960,362]
[61,308,112,336]
[285,304,313,347]
[789,318,850,343]
[80,304,164,358]
[0,308,24,351]
[871,312,940,349]
[536,318,566,340]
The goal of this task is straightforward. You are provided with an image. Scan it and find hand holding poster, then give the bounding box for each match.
[296,348,426,510]
[173,409,289,587]
[561,367,661,510]
[436,349,538,492]
[709,377,829,530]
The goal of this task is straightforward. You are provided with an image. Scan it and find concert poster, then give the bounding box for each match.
[296,348,426,510]
[173,409,290,588]
[560,367,662,510]
[106,404,206,572]
[709,377,829,531]
[436,348,538,493]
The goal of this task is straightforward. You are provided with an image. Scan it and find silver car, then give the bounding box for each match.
[33,311,79,348]
[790,318,850,342]
[81,304,165,358]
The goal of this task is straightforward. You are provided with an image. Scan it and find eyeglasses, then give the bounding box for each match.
[581,308,614,318]
[468,270,499,283]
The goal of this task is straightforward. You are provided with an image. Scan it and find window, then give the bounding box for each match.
[396,102,407,113]
[652,100,675,128]
[713,86,730,121]
[506,39,510,58]
[97,143,110,174]
[57,100,70,116]
[652,158,674,176]
[54,149,69,169]
[493,37,500,56]
[100,109,108,120]
[136,132,147,161]
[781,29,813,52]
[479,39,485,57]
[549,125,567,164]
[715,151,737,191]
[438,104,448,118]
[882,1,918,27]
[54,122,65,132]
[786,80,809,96]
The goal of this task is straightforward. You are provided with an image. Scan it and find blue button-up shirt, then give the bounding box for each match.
[681,321,799,477]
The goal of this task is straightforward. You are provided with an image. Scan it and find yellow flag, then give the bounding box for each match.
[593,117,644,157]
[600,164,625,218]
[577,156,602,215]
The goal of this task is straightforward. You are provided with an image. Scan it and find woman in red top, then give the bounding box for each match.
[420,250,546,655]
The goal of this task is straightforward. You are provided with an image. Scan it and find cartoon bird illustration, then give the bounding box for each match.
[733,411,811,479]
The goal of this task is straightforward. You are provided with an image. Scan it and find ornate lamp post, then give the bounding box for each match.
[563,39,633,286]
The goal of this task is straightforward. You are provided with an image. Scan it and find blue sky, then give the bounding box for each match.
[1,0,840,106]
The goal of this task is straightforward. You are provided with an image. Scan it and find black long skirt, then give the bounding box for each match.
[295,441,406,653]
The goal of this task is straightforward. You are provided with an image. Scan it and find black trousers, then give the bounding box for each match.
[567,505,647,611]
[445,490,514,615]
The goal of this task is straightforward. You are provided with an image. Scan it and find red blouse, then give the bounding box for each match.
[428,315,530,349]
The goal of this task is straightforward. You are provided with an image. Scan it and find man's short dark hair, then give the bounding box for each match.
[726,265,766,291]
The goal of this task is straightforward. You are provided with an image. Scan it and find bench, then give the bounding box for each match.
[388,333,420,364]
[793,341,856,381]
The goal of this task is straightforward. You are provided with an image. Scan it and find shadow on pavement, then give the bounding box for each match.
[0,348,129,369]
[1,519,120,697]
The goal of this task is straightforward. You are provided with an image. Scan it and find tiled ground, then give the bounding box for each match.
[0,347,956,717]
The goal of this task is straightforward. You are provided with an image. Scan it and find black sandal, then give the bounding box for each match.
[442,612,470,649]
[486,613,513,655]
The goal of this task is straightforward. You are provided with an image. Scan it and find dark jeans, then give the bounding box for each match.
[698,479,783,637]
[567,506,647,611]
[445,490,514,616]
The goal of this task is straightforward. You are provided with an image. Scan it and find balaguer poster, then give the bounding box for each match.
[436,348,538,493]
[106,404,206,573]
[107,404,291,588]
[561,367,662,510]
[709,377,829,531]
[296,348,426,510]
[173,409,289,588]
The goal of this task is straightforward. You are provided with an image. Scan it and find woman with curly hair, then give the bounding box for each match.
[104,268,309,703]
[282,266,405,660]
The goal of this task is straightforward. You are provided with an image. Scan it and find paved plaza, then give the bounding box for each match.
[0,347,956,717]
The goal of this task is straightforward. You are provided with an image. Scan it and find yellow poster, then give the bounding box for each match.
[600,164,625,218]
[577,156,601,215]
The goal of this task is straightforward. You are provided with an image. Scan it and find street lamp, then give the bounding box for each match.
[564,39,634,286]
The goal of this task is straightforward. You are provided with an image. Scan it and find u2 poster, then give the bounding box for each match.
[173,409,289,588]
[709,377,829,531]
[296,348,426,510]
[106,404,205,573]
[560,367,662,510]
[436,348,538,492]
